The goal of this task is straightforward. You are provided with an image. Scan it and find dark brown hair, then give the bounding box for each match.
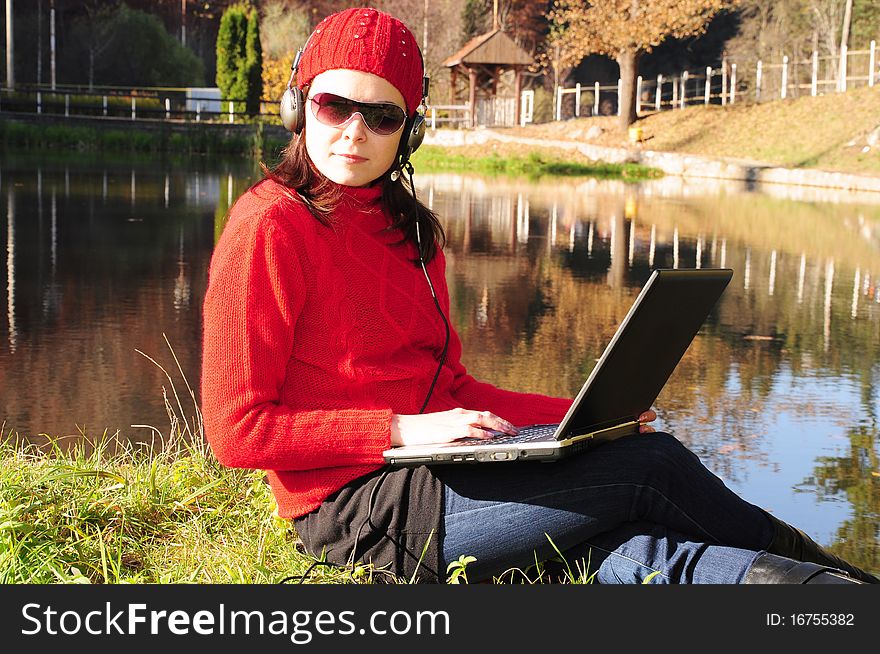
[260,127,445,264]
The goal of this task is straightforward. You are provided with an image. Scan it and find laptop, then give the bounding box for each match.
[383,268,734,466]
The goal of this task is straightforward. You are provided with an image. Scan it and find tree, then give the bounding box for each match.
[69,3,117,91]
[851,0,880,48]
[724,0,880,96]
[216,2,262,114]
[216,3,247,107]
[244,5,263,114]
[259,1,311,105]
[550,0,735,131]
[68,4,204,87]
[506,0,553,56]
[462,0,490,44]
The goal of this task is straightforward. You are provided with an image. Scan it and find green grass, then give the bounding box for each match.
[0,338,332,585]
[0,118,656,181]
[412,145,662,181]
[0,340,598,585]
[0,431,605,584]
[0,431,295,584]
[0,119,286,158]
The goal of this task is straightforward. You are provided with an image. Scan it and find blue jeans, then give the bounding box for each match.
[439,432,773,584]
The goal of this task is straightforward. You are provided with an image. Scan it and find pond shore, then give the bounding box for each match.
[4,92,880,193]
[424,127,880,194]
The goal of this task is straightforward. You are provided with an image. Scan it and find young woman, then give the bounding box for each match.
[201,7,877,585]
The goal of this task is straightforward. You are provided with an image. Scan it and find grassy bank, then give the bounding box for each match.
[498,84,880,176]
[0,430,590,585]
[0,118,659,182]
[0,119,289,158]
[5,84,878,177]
[411,144,662,181]
[0,433,311,584]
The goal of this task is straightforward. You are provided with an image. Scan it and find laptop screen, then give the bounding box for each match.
[557,268,733,438]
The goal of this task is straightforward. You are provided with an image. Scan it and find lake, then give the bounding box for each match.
[1,151,878,572]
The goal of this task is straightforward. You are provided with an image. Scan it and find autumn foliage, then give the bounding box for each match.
[550,0,735,130]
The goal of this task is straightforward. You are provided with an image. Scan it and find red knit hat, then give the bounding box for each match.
[297,7,424,116]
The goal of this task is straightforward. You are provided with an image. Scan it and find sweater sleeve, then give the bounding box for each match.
[201,199,392,472]
[434,251,573,426]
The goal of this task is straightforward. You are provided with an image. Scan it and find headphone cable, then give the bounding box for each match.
[346,165,447,581]
[286,166,448,584]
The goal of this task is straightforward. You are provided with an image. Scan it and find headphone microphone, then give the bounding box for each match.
[390,76,429,182]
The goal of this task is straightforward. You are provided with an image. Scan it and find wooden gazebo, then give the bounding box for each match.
[442,27,533,128]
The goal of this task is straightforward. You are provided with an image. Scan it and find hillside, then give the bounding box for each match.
[492,84,880,177]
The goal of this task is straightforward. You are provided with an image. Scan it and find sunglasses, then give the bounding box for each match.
[308,92,407,136]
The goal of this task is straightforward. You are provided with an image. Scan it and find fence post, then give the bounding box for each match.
[680,72,688,109]
[165,97,170,120]
[839,43,847,92]
[672,74,678,108]
[523,90,533,125]
[756,60,762,101]
[196,102,201,122]
[555,86,562,121]
[103,95,107,116]
[781,56,788,99]
[131,95,136,119]
[575,82,581,117]
[430,106,436,129]
[37,91,42,115]
[594,81,600,115]
[229,100,234,124]
[811,51,818,96]
[635,76,642,114]
[617,78,622,116]
[870,40,876,87]
[721,58,728,105]
[730,64,737,104]
[65,93,69,117]
[705,67,711,104]
[655,74,662,110]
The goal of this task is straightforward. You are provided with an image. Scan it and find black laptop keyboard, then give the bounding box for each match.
[455,423,559,446]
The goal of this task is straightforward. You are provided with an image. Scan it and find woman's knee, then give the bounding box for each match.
[597,430,690,461]
[632,431,697,464]
[600,431,703,483]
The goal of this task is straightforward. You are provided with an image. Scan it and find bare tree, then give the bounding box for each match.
[373,0,465,102]
[727,0,879,93]
[71,2,118,91]
[839,0,853,87]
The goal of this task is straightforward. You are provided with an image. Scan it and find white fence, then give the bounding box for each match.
[1,85,486,131]
[426,93,535,129]
[554,40,879,120]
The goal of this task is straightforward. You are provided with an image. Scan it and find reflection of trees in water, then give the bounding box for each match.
[1,162,228,444]
[436,176,879,553]
[440,184,879,412]
[808,425,880,573]
[653,337,779,484]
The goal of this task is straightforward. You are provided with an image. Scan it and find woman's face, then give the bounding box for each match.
[304,69,407,187]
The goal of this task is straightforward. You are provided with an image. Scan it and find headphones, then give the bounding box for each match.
[279,40,429,176]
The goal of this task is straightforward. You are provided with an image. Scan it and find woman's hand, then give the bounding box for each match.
[390,408,518,447]
[638,409,657,434]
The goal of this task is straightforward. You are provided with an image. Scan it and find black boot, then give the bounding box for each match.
[744,553,863,584]
[761,511,879,584]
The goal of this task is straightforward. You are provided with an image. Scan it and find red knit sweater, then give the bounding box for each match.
[201,178,572,518]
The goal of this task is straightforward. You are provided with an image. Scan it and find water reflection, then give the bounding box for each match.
[0,154,260,452]
[427,172,879,568]
[1,157,878,571]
